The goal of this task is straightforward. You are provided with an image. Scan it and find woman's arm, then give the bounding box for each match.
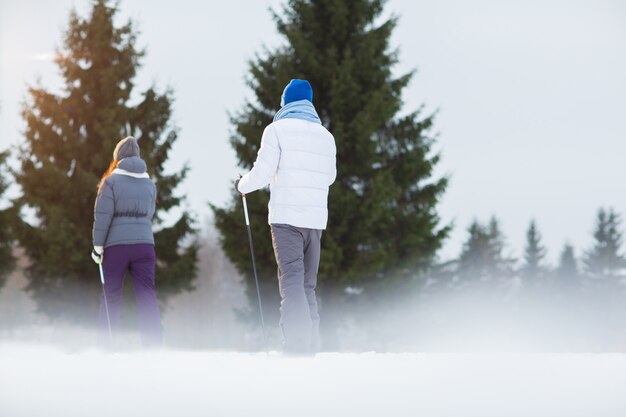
[150,182,157,220]
[93,180,115,247]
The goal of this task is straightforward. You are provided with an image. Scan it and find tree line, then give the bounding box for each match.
[438,209,624,291]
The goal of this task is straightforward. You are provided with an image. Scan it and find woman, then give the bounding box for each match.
[91,136,161,347]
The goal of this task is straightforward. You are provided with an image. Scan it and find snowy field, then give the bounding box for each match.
[1,345,625,417]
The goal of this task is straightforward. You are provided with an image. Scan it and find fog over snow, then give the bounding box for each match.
[1,2,625,415]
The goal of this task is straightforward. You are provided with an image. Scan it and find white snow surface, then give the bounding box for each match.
[1,345,625,417]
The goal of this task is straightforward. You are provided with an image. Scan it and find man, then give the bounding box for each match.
[236,79,336,354]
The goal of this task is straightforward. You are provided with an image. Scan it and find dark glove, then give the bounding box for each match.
[235,174,242,194]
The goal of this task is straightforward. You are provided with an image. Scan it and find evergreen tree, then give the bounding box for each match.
[457,221,491,281]
[0,151,16,288]
[520,219,547,284]
[555,243,578,286]
[12,0,197,318]
[213,0,449,319]
[457,217,513,283]
[584,208,625,280]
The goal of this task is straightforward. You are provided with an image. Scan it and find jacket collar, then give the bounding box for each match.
[112,168,150,179]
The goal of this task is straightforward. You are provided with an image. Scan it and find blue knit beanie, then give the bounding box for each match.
[281,79,313,106]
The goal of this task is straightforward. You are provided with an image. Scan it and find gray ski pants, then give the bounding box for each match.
[270,223,322,353]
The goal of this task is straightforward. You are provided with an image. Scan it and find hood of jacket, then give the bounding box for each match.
[117,156,147,174]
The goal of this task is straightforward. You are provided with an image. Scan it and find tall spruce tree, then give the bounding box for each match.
[584,208,625,280]
[213,0,448,321]
[0,151,16,288]
[12,0,197,318]
[457,217,514,283]
[520,220,547,284]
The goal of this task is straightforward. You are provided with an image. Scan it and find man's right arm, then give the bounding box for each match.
[237,125,281,194]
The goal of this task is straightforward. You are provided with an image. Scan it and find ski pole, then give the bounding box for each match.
[98,263,113,343]
[241,193,267,345]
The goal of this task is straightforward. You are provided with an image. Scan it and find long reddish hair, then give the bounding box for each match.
[97,159,118,190]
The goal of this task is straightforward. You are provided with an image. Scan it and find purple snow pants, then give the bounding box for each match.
[98,243,162,347]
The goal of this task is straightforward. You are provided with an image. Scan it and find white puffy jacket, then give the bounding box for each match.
[237,118,337,230]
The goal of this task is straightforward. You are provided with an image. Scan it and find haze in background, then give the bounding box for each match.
[1,0,625,262]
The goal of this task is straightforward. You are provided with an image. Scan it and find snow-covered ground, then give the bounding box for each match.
[1,345,625,417]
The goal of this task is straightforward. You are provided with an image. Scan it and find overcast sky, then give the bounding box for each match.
[1,0,625,264]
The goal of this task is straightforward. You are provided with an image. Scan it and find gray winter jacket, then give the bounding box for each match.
[92,157,157,248]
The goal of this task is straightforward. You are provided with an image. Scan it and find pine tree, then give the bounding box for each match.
[213,0,449,320]
[457,217,514,283]
[520,219,547,284]
[12,0,197,318]
[584,208,625,280]
[0,151,16,288]
[457,221,491,281]
[555,243,578,286]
